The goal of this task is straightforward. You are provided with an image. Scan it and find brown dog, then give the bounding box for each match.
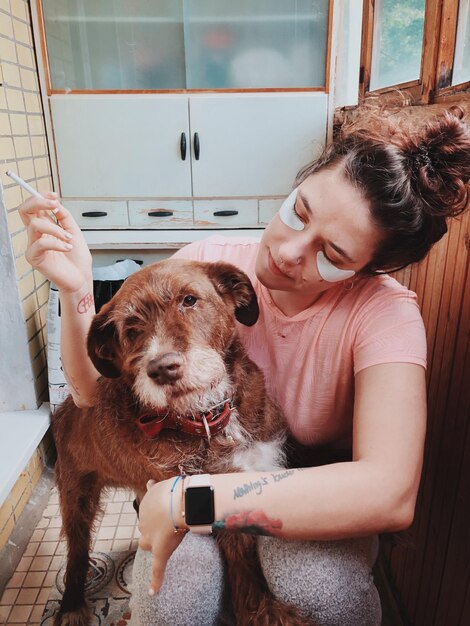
[51,258,311,626]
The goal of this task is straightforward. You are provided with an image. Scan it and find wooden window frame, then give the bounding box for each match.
[359,0,470,106]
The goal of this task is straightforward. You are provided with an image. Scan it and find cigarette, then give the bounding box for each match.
[6,170,44,199]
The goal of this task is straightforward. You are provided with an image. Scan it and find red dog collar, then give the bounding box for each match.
[136,401,232,444]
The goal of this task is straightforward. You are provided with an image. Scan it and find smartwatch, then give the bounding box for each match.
[184,474,215,534]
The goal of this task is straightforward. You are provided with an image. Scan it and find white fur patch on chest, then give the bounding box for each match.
[231,438,286,472]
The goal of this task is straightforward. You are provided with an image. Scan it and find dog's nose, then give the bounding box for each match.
[147,352,184,384]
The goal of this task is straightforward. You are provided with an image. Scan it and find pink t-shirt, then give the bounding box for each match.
[173,236,427,447]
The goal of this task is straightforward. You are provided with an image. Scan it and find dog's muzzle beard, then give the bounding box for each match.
[132,347,232,415]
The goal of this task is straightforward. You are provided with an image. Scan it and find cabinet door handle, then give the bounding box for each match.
[194,132,200,160]
[148,210,174,217]
[180,132,187,160]
[213,210,239,217]
[82,211,108,217]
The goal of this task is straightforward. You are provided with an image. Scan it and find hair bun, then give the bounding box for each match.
[404,106,470,219]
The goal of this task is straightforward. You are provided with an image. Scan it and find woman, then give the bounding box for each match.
[19,107,470,625]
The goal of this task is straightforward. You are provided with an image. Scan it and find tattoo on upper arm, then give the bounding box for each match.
[77,292,94,314]
[213,510,284,537]
[233,469,302,500]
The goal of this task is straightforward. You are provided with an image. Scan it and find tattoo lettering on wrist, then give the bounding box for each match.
[77,292,94,314]
[233,469,298,500]
[213,510,283,537]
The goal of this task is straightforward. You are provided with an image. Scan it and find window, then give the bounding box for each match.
[360,0,470,104]
[369,0,426,92]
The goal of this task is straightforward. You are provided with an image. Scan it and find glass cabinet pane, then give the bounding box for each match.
[42,0,328,91]
[184,0,329,89]
[43,0,186,90]
[453,0,470,86]
[369,0,425,91]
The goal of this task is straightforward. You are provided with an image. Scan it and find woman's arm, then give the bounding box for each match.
[206,362,426,538]
[139,361,427,591]
[59,280,100,407]
[18,193,100,406]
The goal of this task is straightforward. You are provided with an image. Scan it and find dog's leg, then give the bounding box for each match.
[217,533,315,626]
[54,466,103,626]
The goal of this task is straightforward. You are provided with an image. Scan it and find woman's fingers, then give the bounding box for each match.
[17,192,80,237]
[149,554,166,596]
[27,216,73,244]
[17,194,60,226]
[50,202,82,235]
[26,235,73,266]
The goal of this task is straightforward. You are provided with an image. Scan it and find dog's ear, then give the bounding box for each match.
[87,303,122,378]
[207,262,259,326]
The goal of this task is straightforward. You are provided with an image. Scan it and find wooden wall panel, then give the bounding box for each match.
[385,209,470,626]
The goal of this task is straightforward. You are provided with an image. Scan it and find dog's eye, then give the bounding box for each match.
[125,327,142,341]
[182,295,198,308]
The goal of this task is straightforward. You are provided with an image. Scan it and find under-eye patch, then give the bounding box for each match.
[316,251,355,283]
[278,188,304,231]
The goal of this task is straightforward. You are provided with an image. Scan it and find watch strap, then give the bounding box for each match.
[188,473,211,487]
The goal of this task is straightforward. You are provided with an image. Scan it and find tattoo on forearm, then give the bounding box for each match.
[233,469,299,500]
[213,510,284,537]
[77,292,94,314]
[62,363,80,396]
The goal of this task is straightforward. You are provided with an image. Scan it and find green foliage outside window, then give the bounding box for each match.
[373,0,425,89]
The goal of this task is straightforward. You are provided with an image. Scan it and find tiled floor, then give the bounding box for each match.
[0,487,139,625]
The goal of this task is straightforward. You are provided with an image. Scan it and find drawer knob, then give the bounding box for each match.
[82,211,108,217]
[213,210,239,217]
[148,210,174,217]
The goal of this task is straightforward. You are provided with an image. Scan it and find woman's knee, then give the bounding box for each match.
[130,534,224,626]
[258,535,382,626]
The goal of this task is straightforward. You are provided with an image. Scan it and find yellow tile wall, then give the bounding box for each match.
[0,0,54,546]
[1,0,52,402]
[0,430,55,551]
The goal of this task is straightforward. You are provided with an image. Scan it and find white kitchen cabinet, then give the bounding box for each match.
[129,200,193,228]
[194,198,258,227]
[50,95,192,198]
[51,92,327,202]
[189,94,327,197]
[38,1,332,237]
[42,1,329,92]
[65,200,129,228]
[259,199,284,226]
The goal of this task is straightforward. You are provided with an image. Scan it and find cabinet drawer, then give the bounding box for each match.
[259,199,283,225]
[65,201,129,227]
[129,201,193,227]
[194,199,257,226]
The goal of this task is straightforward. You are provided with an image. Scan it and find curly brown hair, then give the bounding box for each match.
[295,106,470,274]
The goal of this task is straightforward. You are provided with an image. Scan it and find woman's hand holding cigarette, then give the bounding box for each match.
[17,192,93,294]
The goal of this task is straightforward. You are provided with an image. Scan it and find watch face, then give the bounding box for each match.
[184,486,215,526]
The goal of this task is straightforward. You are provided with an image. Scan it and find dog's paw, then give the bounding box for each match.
[53,604,91,626]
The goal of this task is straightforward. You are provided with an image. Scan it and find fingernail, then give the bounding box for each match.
[64,231,73,239]
[148,587,155,596]
[51,207,60,214]
[64,243,73,250]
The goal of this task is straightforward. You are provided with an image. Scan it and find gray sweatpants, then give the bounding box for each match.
[129,533,382,626]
